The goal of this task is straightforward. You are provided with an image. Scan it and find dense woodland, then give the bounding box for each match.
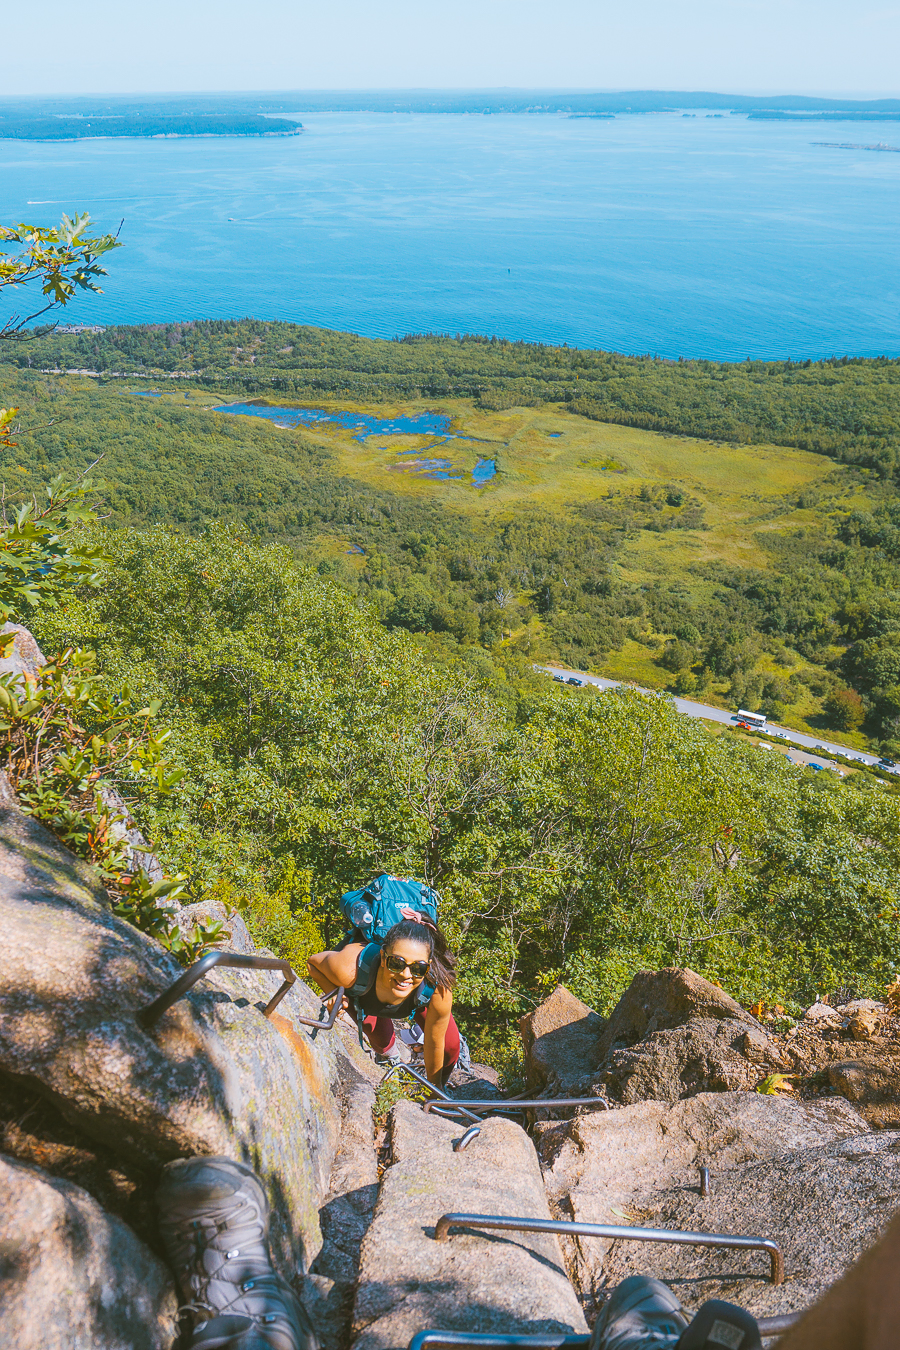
[4,322,900,752]
[27,522,900,1066]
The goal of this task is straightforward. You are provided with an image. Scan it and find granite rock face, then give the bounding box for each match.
[351,1102,587,1349]
[0,786,347,1274]
[0,622,45,679]
[305,1070,379,1350]
[594,1132,900,1321]
[0,1150,178,1350]
[520,985,607,1092]
[596,968,759,1063]
[827,1053,900,1128]
[601,1017,783,1104]
[592,968,782,1105]
[536,1091,868,1318]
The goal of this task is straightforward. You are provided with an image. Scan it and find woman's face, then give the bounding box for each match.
[381,938,431,999]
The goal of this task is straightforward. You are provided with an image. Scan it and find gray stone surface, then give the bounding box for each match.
[175,897,256,954]
[0,1149,178,1350]
[596,968,760,1065]
[827,1052,900,1128]
[594,1132,900,1320]
[602,1018,783,1104]
[520,985,607,1091]
[306,1070,379,1350]
[536,1091,868,1318]
[0,788,348,1274]
[0,622,45,679]
[351,1101,587,1349]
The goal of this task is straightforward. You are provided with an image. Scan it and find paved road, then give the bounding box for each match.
[535,664,888,770]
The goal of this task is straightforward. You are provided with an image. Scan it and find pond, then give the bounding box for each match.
[211,401,498,485]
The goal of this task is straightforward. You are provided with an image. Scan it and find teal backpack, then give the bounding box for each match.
[339,874,440,1048]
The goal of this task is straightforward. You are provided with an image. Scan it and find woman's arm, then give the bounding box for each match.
[423,986,453,1085]
[306,945,363,997]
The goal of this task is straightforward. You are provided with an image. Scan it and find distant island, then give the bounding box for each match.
[813,141,900,153]
[3,90,900,126]
[750,111,900,122]
[0,112,303,141]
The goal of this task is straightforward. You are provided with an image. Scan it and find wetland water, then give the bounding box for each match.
[211,400,498,485]
[7,111,900,359]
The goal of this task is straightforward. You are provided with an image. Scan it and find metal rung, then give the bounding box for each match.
[407,1335,589,1349]
[384,1061,483,1125]
[137,949,344,1032]
[433,1213,785,1285]
[425,1097,610,1117]
[406,1310,805,1350]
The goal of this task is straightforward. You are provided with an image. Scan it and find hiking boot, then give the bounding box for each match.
[374,1046,406,1067]
[675,1300,762,1350]
[591,1277,690,1350]
[156,1156,318,1350]
[191,1312,306,1350]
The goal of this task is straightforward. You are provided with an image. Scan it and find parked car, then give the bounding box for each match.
[879,757,897,768]
[553,675,565,683]
[567,676,584,687]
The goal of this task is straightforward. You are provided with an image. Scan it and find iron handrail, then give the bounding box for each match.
[407,1335,589,1349]
[137,949,344,1032]
[453,1125,483,1152]
[405,1311,804,1350]
[424,1097,610,1116]
[385,1061,484,1126]
[433,1213,785,1285]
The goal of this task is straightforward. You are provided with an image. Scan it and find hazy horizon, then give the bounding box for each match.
[5,0,898,99]
[4,85,900,102]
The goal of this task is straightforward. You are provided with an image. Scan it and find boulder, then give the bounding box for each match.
[174,897,256,954]
[596,968,759,1064]
[0,1074,160,1254]
[0,1150,178,1349]
[847,1008,884,1041]
[520,985,606,1091]
[0,786,348,1274]
[447,1060,503,1099]
[350,1101,587,1349]
[828,1053,900,1127]
[0,622,45,680]
[601,1018,783,1104]
[802,1002,843,1026]
[594,1132,900,1321]
[536,1090,868,1318]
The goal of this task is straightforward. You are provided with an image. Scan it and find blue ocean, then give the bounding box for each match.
[2,110,899,360]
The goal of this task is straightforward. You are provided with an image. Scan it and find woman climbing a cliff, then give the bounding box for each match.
[307,916,461,1086]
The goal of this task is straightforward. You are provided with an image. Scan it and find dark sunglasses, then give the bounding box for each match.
[384,954,430,979]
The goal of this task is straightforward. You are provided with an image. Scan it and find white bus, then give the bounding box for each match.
[736,709,767,729]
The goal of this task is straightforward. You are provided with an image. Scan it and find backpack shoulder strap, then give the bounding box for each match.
[347,941,381,998]
[346,942,382,1050]
[410,980,436,1020]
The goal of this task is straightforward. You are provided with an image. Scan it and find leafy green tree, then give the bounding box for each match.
[0,213,121,339]
[823,687,865,731]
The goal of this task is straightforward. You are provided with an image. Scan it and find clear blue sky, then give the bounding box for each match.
[5,0,898,98]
